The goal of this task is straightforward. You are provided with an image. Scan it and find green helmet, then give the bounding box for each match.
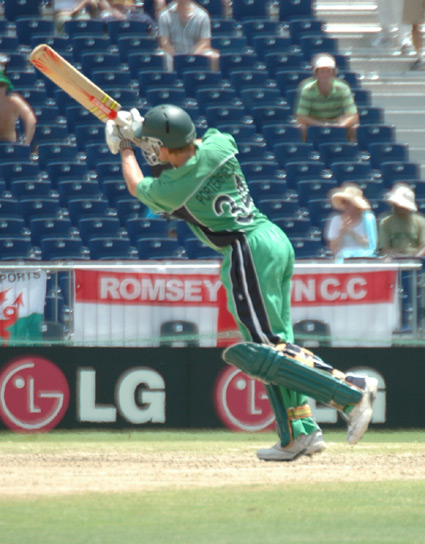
[137,104,196,149]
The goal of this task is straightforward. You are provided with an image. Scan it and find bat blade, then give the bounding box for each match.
[29,44,121,123]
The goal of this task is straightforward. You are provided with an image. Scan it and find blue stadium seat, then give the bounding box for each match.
[291,237,323,258]
[288,18,325,44]
[219,52,262,77]
[357,179,386,200]
[37,143,81,170]
[88,237,138,260]
[184,238,219,259]
[74,125,105,150]
[307,126,349,145]
[96,162,122,181]
[41,237,89,260]
[368,143,409,169]
[146,87,188,107]
[273,216,314,238]
[67,198,111,224]
[351,88,372,107]
[176,220,195,245]
[0,143,31,162]
[284,160,328,188]
[0,20,15,33]
[18,88,49,107]
[211,18,243,36]
[0,237,36,261]
[297,179,337,202]
[0,217,29,238]
[241,19,285,44]
[257,198,301,220]
[46,162,91,187]
[205,105,252,126]
[317,142,361,167]
[0,161,42,186]
[11,180,55,200]
[126,217,170,243]
[358,106,384,125]
[196,87,239,111]
[252,36,293,59]
[299,35,338,58]
[137,237,182,259]
[330,161,374,184]
[16,16,55,45]
[380,161,420,187]
[30,34,71,57]
[65,105,100,131]
[7,70,39,89]
[240,88,287,111]
[216,123,264,145]
[264,52,306,76]
[57,181,102,206]
[198,0,226,17]
[307,198,333,228]
[139,70,182,91]
[408,181,425,199]
[280,0,313,19]
[212,36,250,53]
[262,123,303,146]
[19,198,62,225]
[0,36,21,53]
[251,105,292,130]
[273,142,317,167]
[248,180,288,202]
[275,69,311,92]
[237,142,276,163]
[115,198,148,222]
[91,69,134,90]
[63,19,105,37]
[127,52,166,77]
[241,161,285,182]
[116,36,159,62]
[357,124,395,148]
[101,180,129,205]
[78,217,123,244]
[30,217,75,246]
[229,70,276,93]
[80,52,122,77]
[232,0,268,20]
[0,196,22,218]
[0,180,6,194]
[85,144,120,170]
[106,20,153,43]
[71,35,113,62]
[4,0,39,20]
[34,125,70,146]
[181,70,226,98]
[32,105,66,127]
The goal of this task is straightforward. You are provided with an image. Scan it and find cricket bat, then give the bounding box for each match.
[29,44,121,123]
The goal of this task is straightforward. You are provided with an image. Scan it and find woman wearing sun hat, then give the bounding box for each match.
[379,183,425,257]
[325,182,378,261]
[0,72,37,145]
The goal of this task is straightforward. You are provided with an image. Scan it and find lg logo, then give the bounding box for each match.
[0,357,70,432]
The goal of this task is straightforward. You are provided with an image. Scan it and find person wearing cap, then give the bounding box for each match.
[0,72,37,145]
[295,53,359,142]
[325,183,378,261]
[379,183,425,257]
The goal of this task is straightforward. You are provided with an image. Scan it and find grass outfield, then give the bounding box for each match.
[1,430,425,544]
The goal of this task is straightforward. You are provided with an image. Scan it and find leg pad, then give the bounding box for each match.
[222,342,362,407]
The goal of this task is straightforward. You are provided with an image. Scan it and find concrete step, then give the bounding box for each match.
[349,55,424,76]
[369,94,425,110]
[384,111,425,131]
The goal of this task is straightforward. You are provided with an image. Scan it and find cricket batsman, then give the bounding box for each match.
[104,103,378,462]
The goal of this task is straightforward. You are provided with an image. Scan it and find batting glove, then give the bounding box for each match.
[105,120,133,154]
[116,108,144,144]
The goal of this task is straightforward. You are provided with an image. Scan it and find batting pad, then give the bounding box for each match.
[222,342,363,407]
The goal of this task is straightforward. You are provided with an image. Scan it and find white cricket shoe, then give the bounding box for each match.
[257,431,326,462]
[347,377,378,445]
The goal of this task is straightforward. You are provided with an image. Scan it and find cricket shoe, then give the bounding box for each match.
[257,431,326,462]
[346,376,378,445]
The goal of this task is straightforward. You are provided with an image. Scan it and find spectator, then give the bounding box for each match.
[54,0,126,32]
[158,0,220,71]
[295,53,359,142]
[402,0,425,70]
[0,72,37,146]
[372,0,412,51]
[379,183,425,257]
[325,183,378,262]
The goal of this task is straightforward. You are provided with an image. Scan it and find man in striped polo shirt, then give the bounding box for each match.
[295,53,359,141]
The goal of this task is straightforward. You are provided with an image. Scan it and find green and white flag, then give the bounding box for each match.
[0,270,47,345]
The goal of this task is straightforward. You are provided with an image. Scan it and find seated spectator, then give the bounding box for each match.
[379,183,425,257]
[0,72,37,146]
[402,0,425,70]
[158,0,220,71]
[325,183,377,262]
[295,53,359,142]
[54,0,126,32]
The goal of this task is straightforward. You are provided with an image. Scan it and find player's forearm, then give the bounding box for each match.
[120,149,144,197]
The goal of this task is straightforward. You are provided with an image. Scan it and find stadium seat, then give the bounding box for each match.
[4,0,39,20]
[358,106,384,125]
[32,105,66,127]
[219,52,262,78]
[30,217,75,246]
[181,70,226,98]
[0,180,6,194]
[307,198,333,227]
[96,162,122,181]
[34,125,70,146]
[0,237,36,261]
[232,0,268,19]
[41,237,89,260]
[262,123,303,146]
[16,16,55,45]
[7,70,39,89]
[357,179,386,200]
[176,220,195,245]
[291,237,323,258]
[229,70,276,93]
[307,126,349,145]
[85,144,120,170]
[357,124,395,148]
[101,180,129,205]
[74,125,106,151]
[126,217,170,243]
[275,69,311,93]
[317,142,362,167]
[67,198,111,224]
[91,69,134,90]
[57,181,102,206]
[127,52,166,77]
[264,52,306,76]
[63,19,105,37]
[136,237,182,259]
[146,87,188,107]
[368,143,409,169]
[46,162,91,187]
[296,179,337,203]
[273,142,317,167]
[37,143,81,170]
[19,198,62,225]
[351,88,372,107]
[173,54,212,76]
[257,198,301,220]
[240,88,287,111]
[116,35,159,62]
[212,36,250,53]
[288,18,325,44]
[0,36,21,53]
[211,18,243,36]
[11,180,55,200]
[248,180,288,202]
[115,198,148,223]
[0,217,29,238]
[237,142,276,163]
[251,105,292,130]
[380,162,421,187]
[0,143,31,162]
[80,52,122,77]
[280,0,313,19]
[330,161,374,184]
[241,161,286,182]
[241,19,285,44]
[0,196,20,218]
[252,36,293,59]
[88,236,138,260]
[106,20,153,43]
[71,35,113,62]
[139,70,181,91]
[273,216,314,238]
[78,217,123,244]
[284,161,328,189]
[0,162,42,186]
[184,238,220,259]
[205,105,251,126]
[30,34,71,57]
[196,87,239,111]
[299,35,338,58]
